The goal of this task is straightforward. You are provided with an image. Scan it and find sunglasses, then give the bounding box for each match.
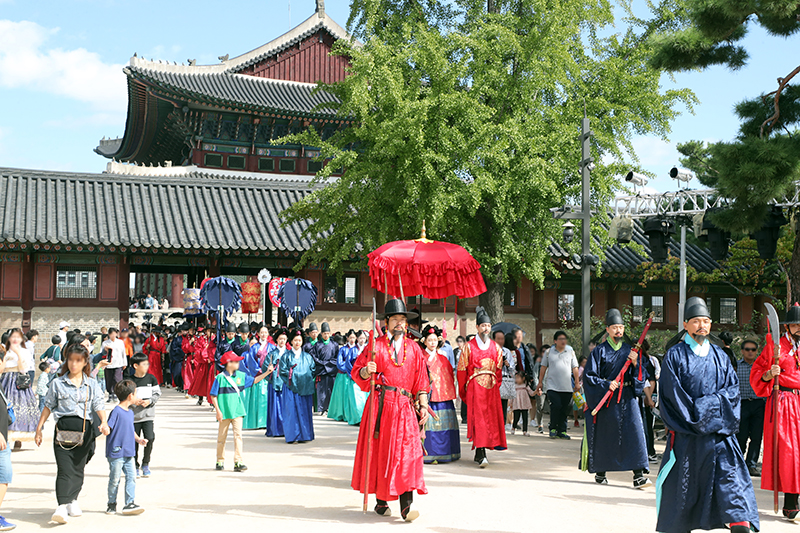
[742,348,758,352]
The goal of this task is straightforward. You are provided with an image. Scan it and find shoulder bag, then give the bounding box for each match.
[15,373,31,390]
[55,386,89,450]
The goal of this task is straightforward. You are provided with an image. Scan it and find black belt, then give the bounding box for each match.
[622,381,633,388]
[742,398,766,401]
[780,386,800,394]
[373,384,414,439]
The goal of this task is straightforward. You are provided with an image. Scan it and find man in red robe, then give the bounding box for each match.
[186,327,216,406]
[457,306,507,467]
[751,302,800,520]
[351,298,429,522]
[143,328,167,385]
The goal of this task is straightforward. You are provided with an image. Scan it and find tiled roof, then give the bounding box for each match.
[549,219,721,274]
[0,167,314,252]
[126,63,340,117]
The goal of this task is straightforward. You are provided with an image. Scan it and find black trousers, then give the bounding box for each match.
[105,367,124,397]
[737,399,766,468]
[53,416,96,505]
[460,401,467,424]
[513,410,529,432]
[501,399,509,421]
[134,420,155,468]
[546,390,572,433]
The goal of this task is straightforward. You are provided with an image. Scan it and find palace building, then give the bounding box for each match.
[0,1,766,349]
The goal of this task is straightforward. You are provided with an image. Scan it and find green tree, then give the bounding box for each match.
[649,1,800,301]
[282,0,693,321]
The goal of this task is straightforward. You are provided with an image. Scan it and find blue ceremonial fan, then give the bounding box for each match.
[278,278,318,324]
[199,276,242,317]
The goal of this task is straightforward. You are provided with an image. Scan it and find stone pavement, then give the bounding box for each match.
[3,390,792,531]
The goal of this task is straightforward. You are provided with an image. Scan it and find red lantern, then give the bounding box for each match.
[269,278,288,306]
[241,282,261,314]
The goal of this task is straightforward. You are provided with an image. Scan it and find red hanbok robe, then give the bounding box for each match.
[187,334,216,398]
[351,335,430,501]
[181,335,196,391]
[751,332,800,493]
[143,335,166,384]
[427,351,456,402]
[457,337,507,451]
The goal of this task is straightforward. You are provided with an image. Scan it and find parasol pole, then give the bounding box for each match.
[398,272,405,301]
[362,298,378,512]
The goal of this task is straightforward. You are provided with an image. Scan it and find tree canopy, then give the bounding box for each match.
[649,0,800,300]
[282,0,694,320]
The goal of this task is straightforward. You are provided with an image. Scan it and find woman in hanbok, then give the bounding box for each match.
[279,329,315,443]
[420,325,461,464]
[328,330,369,425]
[242,326,273,430]
[1,328,38,444]
[263,327,289,438]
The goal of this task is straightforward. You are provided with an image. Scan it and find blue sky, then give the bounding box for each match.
[0,0,796,194]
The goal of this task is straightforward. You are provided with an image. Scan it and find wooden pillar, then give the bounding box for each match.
[170,274,183,308]
[20,255,34,331]
[118,259,130,329]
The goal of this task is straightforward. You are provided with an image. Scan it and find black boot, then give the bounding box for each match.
[784,493,799,520]
[729,525,751,533]
[374,499,391,517]
[400,491,418,522]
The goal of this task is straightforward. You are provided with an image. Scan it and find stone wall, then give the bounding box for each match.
[0,306,23,336]
[29,307,120,359]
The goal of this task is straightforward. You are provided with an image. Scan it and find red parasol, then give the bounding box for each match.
[367,223,486,299]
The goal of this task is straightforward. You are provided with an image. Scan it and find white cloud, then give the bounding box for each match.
[0,20,126,113]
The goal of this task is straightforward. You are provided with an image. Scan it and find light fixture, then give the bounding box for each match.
[562,221,575,244]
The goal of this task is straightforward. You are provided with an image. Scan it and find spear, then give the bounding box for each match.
[362,298,378,513]
[590,312,654,417]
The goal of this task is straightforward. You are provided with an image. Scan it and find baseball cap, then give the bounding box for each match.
[58,321,70,329]
[220,351,244,365]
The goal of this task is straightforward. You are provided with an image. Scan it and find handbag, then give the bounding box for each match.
[15,373,31,390]
[55,388,89,450]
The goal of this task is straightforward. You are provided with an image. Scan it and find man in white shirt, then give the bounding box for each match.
[535,330,579,439]
[57,321,70,347]
[101,327,128,400]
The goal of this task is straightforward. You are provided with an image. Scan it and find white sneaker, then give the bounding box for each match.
[51,505,69,524]
[66,501,82,517]
[479,458,489,468]
[511,428,516,435]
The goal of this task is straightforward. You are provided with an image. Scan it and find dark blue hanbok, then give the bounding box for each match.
[582,340,648,473]
[263,347,286,438]
[279,348,315,443]
[656,337,759,533]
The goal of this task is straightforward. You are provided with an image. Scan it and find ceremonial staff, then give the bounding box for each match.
[362,298,378,513]
[590,312,654,417]
[765,302,781,514]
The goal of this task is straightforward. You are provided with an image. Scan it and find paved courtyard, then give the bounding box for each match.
[3,390,791,531]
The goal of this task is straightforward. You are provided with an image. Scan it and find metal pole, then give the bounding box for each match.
[581,118,592,356]
[678,225,687,326]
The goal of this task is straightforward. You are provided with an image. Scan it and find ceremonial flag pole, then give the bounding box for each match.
[362,298,378,513]
[590,312,654,417]
[765,302,782,514]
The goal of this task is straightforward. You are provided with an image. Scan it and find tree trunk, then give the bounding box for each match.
[790,230,800,306]
[478,268,504,324]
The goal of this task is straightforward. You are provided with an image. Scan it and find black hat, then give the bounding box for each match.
[321,322,331,333]
[420,324,442,338]
[684,297,710,321]
[377,299,419,320]
[605,309,624,326]
[308,322,319,332]
[476,306,491,325]
[237,323,249,334]
[225,322,237,333]
[785,303,800,325]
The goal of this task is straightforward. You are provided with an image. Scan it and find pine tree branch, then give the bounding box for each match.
[761,63,800,137]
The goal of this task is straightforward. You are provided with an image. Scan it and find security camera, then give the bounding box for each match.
[669,167,694,183]
[624,171,649,187]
